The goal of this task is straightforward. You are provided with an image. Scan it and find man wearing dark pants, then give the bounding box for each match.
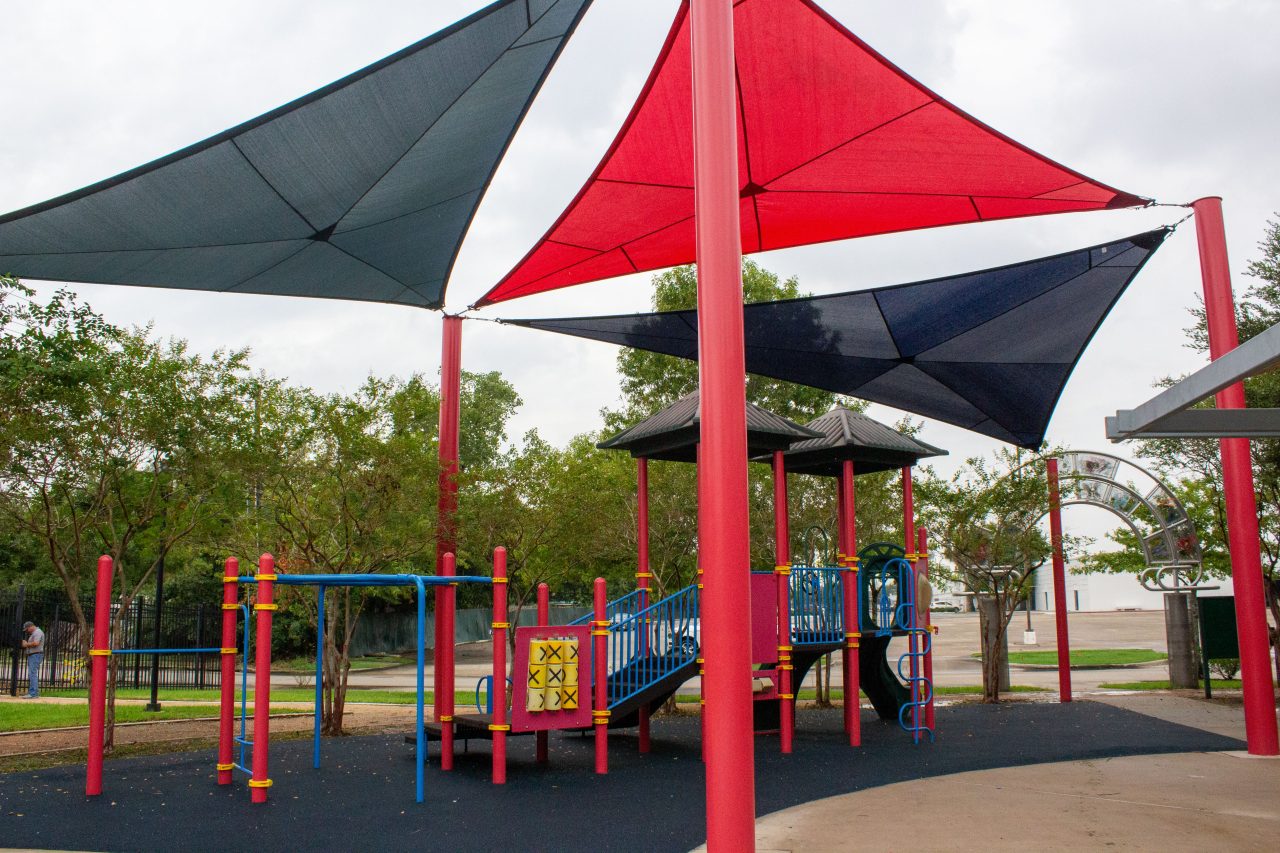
[21,621,44,699]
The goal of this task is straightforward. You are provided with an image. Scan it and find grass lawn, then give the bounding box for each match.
[1,702,227,733]
[1099,679,1243,690]
[990,648,1168,667]
[41,687,477,705]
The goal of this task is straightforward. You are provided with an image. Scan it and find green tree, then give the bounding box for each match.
[0,277,254,745]
[1128,214,1280,679]
[916,449,1058,702]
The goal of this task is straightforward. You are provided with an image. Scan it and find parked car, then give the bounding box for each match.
[931,601,961,613]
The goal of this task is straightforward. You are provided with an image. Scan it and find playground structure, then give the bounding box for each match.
[2,0,1275,849]
[84,552,493,804]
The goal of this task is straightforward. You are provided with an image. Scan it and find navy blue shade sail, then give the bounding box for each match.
[0,0,592,310]
[505,229,1170,448]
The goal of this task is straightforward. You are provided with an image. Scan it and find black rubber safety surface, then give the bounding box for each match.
[0,702,1243,852]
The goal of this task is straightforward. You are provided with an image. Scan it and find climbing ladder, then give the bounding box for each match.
[876,556,934,744]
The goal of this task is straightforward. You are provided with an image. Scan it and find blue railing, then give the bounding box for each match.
[882,556,934,744]
[788,567,844,645]
[604,584,699,709]
[569,588,648,627]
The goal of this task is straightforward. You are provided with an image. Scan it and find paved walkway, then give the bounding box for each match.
[702,694,1279,853]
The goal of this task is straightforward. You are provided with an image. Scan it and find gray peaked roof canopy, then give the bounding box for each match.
[780,405,947,477]
[598,390,821,463]
[0,0,593,310]
[507,229,1171,449]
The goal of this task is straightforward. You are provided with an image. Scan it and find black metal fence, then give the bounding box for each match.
[2,586,223,695]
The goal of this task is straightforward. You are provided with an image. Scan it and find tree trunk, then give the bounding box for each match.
[1165,592,1199,688]
[977,595,1010,702]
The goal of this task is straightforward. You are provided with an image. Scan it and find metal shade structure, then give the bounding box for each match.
[597,390,820,463]
[1106,320,1280,439]
[476,0,1147,306]
[780,405,947,476]
[0,0,593,310]
[505,229,1172,448]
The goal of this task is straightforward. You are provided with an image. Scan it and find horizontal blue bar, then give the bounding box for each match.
[111,648,221,655]
[233,573,492,587]
[233,762,251,774]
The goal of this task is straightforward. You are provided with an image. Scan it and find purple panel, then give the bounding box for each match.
[510,625,593,733]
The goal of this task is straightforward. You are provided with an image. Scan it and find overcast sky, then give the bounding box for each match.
[3,0,1278,546]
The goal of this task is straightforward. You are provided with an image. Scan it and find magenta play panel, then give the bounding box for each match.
[511,625,593,733]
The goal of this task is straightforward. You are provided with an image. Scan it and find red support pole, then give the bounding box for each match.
[637,456,652,753]
[250,554,277,803]
[772,451,794,754]
[1046,460,1072,703]
[436,315,463,723]
[491,547,509,784]
[217,557,239,786]
[841,460,860,747]
[1192,197,1280,755]
[85,555,114,797]
[901,468,915,554]
[592,578,609,774]
[536,582,550,766]
[440,551,457,771]
[691,0,757,842]
[918,528,935,731]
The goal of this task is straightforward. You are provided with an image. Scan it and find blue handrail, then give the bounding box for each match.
[474,675,513,714]
[568,588,647,627]
[886,556,934,744]
[604,584,699,709]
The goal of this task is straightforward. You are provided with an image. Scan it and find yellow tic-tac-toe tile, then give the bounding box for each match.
[565,639,579,664]
[527,664,546,691]
[530,640,550,666]
[526,686,546,712]
[544,640,564,664]
[546,663,565,689]
[544,686,563,711]
[560,685,579,709]
[562,663,578,687]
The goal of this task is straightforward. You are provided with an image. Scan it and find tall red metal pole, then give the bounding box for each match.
[250,554,277,803]
[918,528,935,731]
[691,0,756,843]
[217,557,239,786]
[440,551,457,771]
[1192,197,1279,755]
[85,555,114,796]
[436,315,463,723]
[536,582,550,765]
[1046,460,1072,703]
[772,451,794,754]
[901,467,915,554]
[841,460,860,747]
[637,456,652,753]
[592,578,609,774]
[491,547,509,784]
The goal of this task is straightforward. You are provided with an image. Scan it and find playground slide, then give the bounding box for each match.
[784,635,909,723]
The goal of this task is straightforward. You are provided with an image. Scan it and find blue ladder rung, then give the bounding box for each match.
[233,762,252,774]
[234,736,254,747]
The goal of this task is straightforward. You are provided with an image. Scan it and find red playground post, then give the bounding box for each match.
[691,0,756,844]
[436,315,463,723]
[1192,197,1280,754]
[217,557,239,785]
[1046,459,1072,703]
[85,555,114,797]
[440,551,458,771]
[536,582,550,765]
[772,450,794,754]
[918,528,935,731]
[592,578,609,774]
[491,547,510,784]
[841,460,860,747]
[637,456,652,754]
[250,554,277,803]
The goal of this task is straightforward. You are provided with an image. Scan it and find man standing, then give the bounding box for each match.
[21,621,44,699]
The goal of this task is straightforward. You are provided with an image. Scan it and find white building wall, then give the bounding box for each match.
[1032,561,1234,612]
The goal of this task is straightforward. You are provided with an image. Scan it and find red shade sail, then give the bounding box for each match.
[476,0,1146,307]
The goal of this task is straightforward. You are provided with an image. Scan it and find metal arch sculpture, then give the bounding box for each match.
[1049,451,1207,592]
